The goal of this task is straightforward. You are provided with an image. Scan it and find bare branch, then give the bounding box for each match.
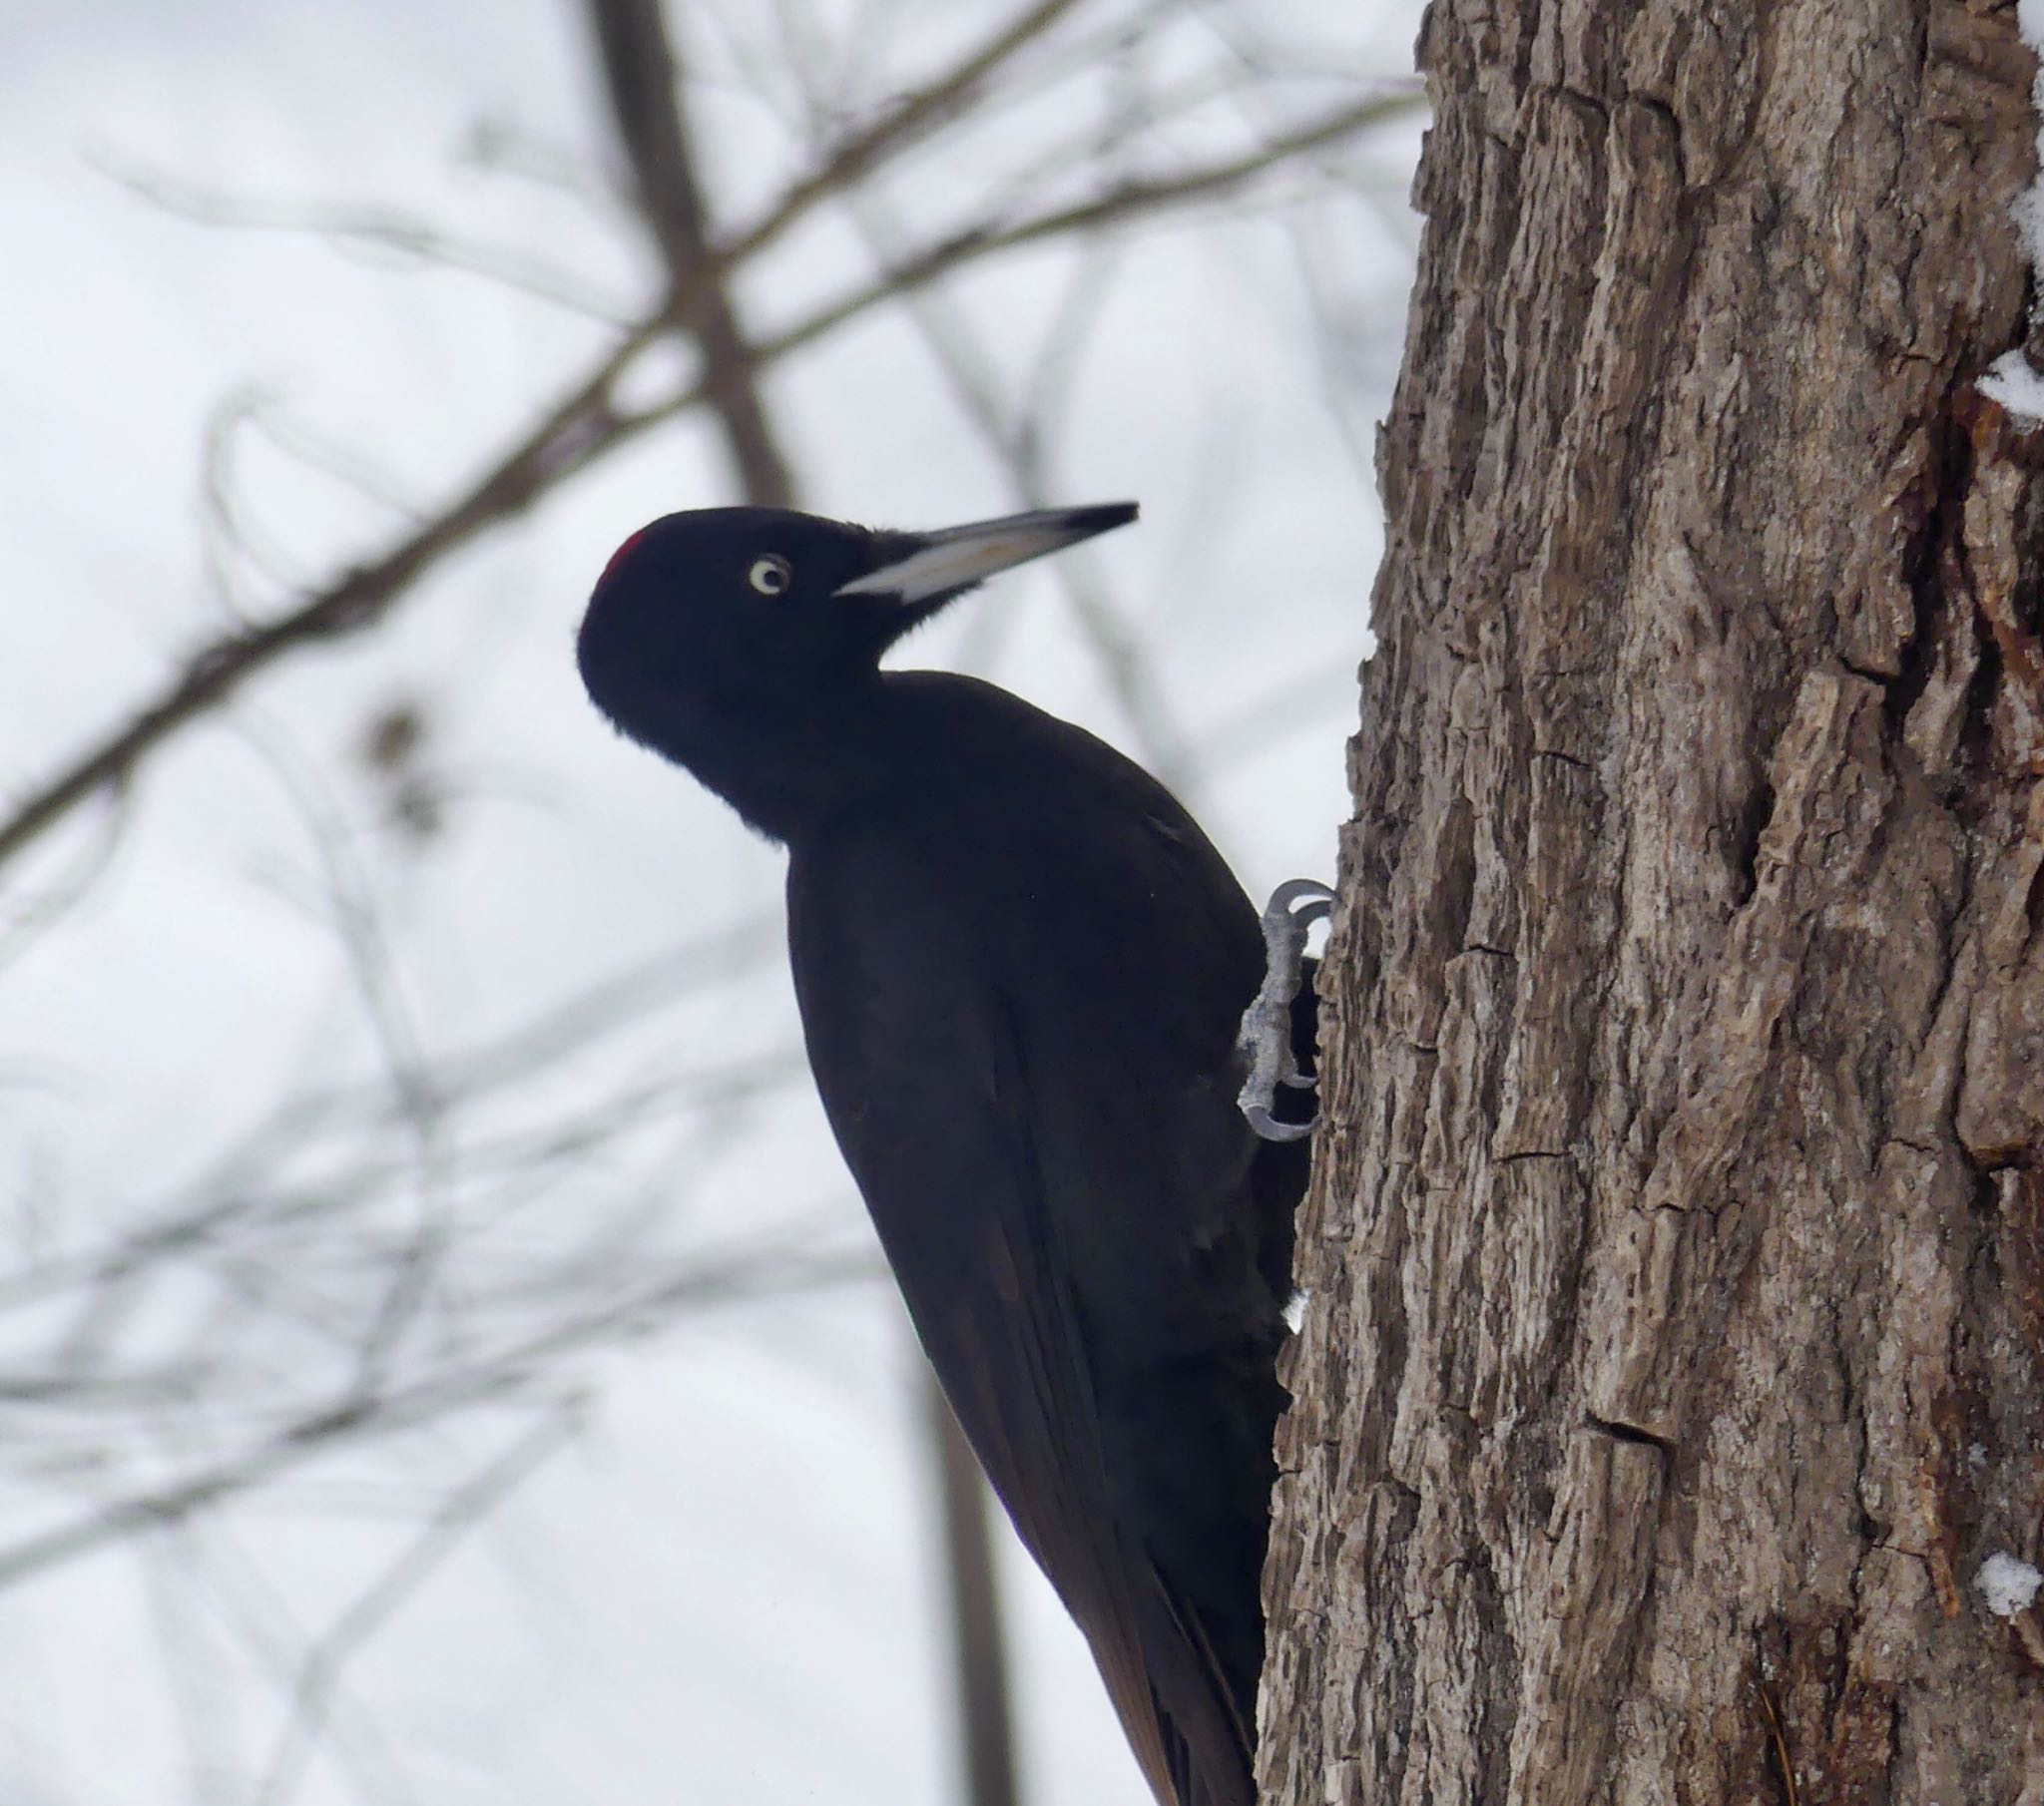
[586,0,793,504]
[0,319,651,871]
[649,94,1420,403]
[0,0,1094,875]
[926,1366,1021,1806]
[0,81,1403,877]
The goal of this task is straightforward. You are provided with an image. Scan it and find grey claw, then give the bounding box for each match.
[1244,1104,1314,1143]
[1236,879,1334,1142]
[1266,877,1335,927]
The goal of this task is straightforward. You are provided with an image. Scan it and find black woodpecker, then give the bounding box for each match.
[577,504,1315,1806]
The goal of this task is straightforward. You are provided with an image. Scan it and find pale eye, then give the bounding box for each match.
[749,554,792,596]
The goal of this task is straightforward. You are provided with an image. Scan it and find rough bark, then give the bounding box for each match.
[1262,3,2044,1801]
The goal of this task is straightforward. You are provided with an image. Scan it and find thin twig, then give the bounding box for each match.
[94,152,640,325]
[0,1229,873,1591]
[850,190,1196,786]
[255,1410,580,1806]
[176,1517,428,1806]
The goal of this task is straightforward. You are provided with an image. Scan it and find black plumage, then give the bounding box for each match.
[576,503,1308,1806]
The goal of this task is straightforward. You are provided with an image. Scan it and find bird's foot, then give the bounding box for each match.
[1236,879,1333,1143]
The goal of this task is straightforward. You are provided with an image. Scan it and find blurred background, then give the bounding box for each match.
[1,3,1422,1801]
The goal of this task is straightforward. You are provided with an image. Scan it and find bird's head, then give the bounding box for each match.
[576,501,1137,833]
[577,501,1137,737]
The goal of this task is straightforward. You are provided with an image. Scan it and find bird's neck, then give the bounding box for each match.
[650,680,897,843]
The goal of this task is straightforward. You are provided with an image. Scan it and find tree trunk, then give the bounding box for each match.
[1261,4,2044,1800]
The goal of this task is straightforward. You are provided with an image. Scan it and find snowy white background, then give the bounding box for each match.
[1,4,1422,1802]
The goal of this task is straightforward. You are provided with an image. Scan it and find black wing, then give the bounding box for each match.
[787,827,1256,1806]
